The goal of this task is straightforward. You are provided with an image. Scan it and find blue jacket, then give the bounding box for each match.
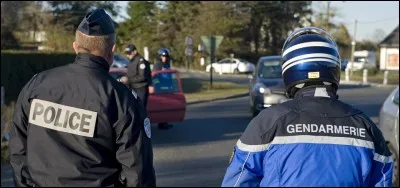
[222,86,393,187]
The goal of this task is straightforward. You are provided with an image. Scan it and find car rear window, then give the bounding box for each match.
[393,89,399,105]
[152,72,180,94]
[258,59,282,79]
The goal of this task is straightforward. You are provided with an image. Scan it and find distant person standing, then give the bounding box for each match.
[124,44,152,110]
[152,48,174,130]
[153,48,172,71]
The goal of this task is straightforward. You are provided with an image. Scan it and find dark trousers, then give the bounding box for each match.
[133,87,149,111]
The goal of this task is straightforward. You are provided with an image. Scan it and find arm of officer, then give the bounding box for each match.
[365,114,394,187]
[221,114,267,187]
[9,75,38,187]
[114,104,155,187]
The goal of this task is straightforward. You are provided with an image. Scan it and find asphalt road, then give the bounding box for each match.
[1,84,397,187]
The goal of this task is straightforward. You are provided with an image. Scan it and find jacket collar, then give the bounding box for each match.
[294,86,337,99]
[74,53,110,71]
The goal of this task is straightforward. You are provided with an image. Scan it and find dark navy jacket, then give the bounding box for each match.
[127,53,152,89]
[222,86,393,187]
[9,53,156,187]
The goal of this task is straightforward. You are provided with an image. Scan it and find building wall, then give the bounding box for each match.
[380,47,399,70]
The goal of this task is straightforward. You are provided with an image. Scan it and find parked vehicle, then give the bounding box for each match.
[109,68,186,124]
[248,55,287,117]
[111,54,131,68]
[346,50,376,71]
[206,58,255,74]
[378,86,399,186]
[341,59,348,71]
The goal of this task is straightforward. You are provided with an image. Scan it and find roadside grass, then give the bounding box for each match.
[1,102,15,164]
[340,70,399,85]
[1,141,9,164]
[181,78,248,103]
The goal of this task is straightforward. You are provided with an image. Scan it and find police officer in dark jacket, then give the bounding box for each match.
[124,44,152,109]
[222,27,393,187]
[9,8,156,187]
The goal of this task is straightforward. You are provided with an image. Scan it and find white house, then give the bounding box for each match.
[379,25,399,70]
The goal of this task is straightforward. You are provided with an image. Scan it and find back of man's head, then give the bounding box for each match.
[73,8,116,64]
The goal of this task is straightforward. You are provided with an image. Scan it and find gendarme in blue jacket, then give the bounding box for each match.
[222,86,393,187]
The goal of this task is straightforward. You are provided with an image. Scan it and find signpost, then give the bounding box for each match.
[201,36,223,89]
[185,36,193,71]
[144,47,149,61]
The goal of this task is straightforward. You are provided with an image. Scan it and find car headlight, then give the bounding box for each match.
[253,83,270,94]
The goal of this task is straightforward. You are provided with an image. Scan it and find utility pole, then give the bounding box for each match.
[326,1,331,32]
[350,19,358,77]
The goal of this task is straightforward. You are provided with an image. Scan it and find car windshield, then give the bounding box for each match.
[258,58,282,79]
[394,89,399,105]
[152,72,180,94]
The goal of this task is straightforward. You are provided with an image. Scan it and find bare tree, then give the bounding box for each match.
[371,28,386,44]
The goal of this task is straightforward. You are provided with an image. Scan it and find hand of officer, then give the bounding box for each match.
[149,86,154,94]
[119,76,129,84]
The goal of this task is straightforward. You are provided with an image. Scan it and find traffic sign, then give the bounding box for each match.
[186,36,193,46]
[200,36,223,53]
[185,48,193,56]
[200,36,224,90]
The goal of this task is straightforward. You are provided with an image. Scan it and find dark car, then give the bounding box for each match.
[341,59,348,71]
[111,54,131,68]
[248,55,288,117]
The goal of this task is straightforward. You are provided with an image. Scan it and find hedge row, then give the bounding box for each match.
[1,51,76,104]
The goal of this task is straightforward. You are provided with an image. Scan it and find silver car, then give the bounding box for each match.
[378,86,399,186]
[248,56,287,117]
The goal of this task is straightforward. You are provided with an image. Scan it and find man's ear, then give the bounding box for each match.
[112,44,116,53]
[73,41,79,54]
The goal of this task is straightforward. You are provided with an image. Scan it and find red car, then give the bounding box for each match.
[109,68,186,124]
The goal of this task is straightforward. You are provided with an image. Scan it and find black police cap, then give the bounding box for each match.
[77,8,115,36]
[124,44,137,54]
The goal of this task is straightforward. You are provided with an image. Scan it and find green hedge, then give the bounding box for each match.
[1,51,76,104]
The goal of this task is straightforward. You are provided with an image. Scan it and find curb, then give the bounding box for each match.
[187,93,248,105]
[176,68,248,78]
[369,83,398,88]
[340,80,397,87]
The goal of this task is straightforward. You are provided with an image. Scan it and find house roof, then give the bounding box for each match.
[380,25,399,48]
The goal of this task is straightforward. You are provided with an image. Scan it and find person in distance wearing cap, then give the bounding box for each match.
[122,44,152,112]
[9,8,156,187]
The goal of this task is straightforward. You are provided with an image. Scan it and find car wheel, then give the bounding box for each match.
[388,142,399,187]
